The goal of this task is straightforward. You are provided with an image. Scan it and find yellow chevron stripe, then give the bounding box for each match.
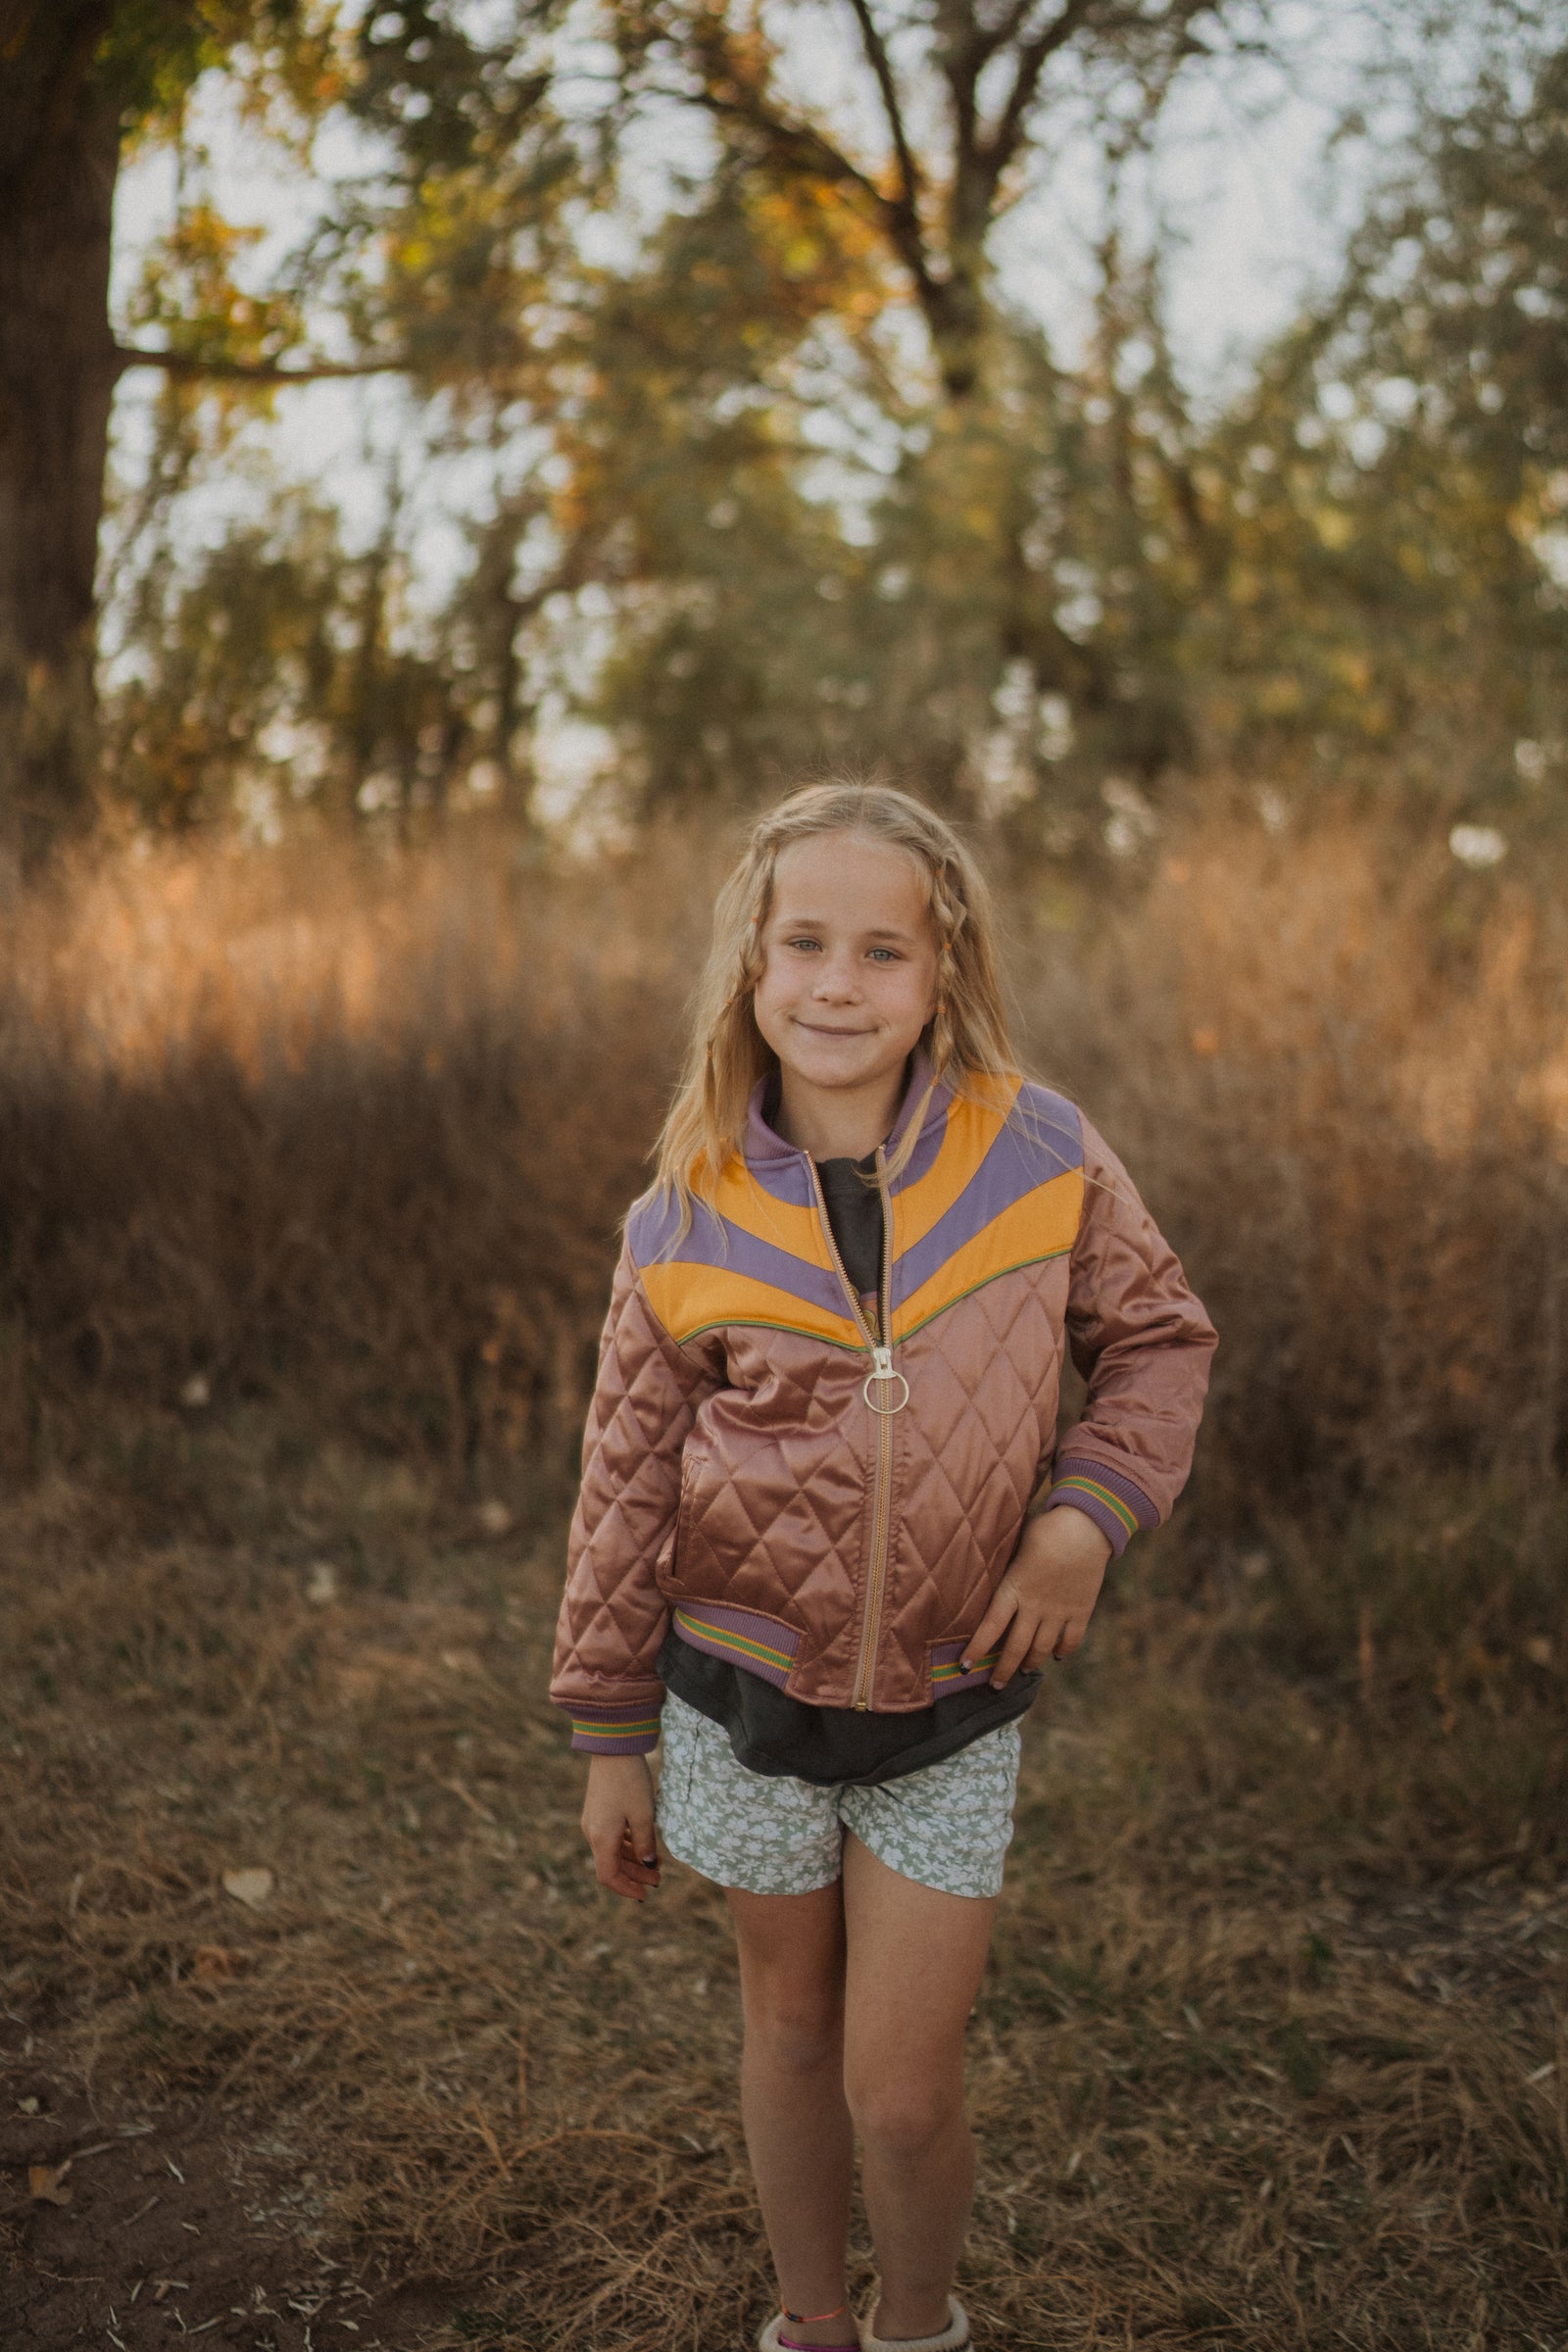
[892,1073,1021,1253]
[700,1154,835,1267]
[641,1259,863,1349]
[891,1167,1084,1339]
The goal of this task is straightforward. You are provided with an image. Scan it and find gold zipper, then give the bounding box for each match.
[807,1151,904,1711]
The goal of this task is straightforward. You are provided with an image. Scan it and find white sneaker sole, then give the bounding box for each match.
[858,2295,971,2351]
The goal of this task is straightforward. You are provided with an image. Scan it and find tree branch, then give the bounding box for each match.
[982,0,1103,183]
[844,0,924,219]
[112,344,412,386]
[653,71,937,299]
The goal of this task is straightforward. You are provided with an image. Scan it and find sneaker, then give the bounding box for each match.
[758,2316,861,2351]
[858,2295,971,2352]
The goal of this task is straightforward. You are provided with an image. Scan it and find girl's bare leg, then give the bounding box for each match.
[841,1835,997,2342]
[726,1880,858,2346]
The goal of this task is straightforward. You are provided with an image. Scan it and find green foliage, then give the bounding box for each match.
[94,0,312,132]
[96,8,1568,840]
[1167,33,1568,806]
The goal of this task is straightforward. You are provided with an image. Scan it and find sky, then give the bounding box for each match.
[108,0,1388,566]
[105,1,1405,816]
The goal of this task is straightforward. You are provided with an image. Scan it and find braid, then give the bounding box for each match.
[926,856,968,1081]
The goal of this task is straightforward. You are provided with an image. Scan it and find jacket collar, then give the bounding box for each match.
[744,1042,950,1184]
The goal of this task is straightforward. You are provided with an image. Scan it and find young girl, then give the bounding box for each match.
[552,783,1215,2352]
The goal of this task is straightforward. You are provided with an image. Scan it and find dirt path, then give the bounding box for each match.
[1,2035,448,2352]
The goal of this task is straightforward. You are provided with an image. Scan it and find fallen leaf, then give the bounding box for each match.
[17,2096,39,2115]
[193,1945,240,1982]
[28,2163,73,2206]
[304,1561,339,1605]
[221,1868,274,1910]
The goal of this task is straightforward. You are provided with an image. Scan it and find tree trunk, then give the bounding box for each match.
[0,4,121,870]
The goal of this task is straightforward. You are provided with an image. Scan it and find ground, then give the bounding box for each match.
[0,1442,1563,2350]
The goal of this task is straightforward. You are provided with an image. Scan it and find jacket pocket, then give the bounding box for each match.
[655,1447,697,1596]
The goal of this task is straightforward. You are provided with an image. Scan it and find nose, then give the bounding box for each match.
[811,949,861,1000]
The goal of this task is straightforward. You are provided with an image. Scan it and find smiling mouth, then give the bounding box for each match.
[795,1021,872,1037]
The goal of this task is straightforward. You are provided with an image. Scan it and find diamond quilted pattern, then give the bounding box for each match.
[552,1113,1216,1722]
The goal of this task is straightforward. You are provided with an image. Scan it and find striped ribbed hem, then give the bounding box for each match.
[564,1700,663,1756]
[1043,1456,1158,1558]
[929,1638,1001,1696]
[671,1601,801,1690]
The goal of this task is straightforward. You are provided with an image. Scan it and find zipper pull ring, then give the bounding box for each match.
[863,1345,909,1416]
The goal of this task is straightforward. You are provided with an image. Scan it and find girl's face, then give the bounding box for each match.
[752,831,940,1109]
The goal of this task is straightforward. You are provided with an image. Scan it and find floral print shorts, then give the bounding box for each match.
[655,1692,1021,1901]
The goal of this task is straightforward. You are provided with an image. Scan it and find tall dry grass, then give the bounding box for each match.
[2,807,1564,1520]
[1008,821,1568,1515]
[0,823,719,1509]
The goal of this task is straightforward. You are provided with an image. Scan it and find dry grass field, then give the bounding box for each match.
[1,808,1565,2348]
[2,1457,1563,2349]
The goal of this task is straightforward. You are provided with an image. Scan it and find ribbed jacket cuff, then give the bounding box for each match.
[562,1698,663,1755]
[1043,1457,1158,1558]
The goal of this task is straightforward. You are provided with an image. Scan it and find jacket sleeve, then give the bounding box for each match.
[1040,1113,1217,1557]
[550,1231,720,1754]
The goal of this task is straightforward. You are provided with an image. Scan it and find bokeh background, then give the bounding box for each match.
[0,5,1564,2349]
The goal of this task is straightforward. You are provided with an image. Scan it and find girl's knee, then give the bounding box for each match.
[844,2068,965,2158]
[744,1985,844,2076]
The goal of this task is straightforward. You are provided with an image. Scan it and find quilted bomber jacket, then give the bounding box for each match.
[551,1049,1216,1754]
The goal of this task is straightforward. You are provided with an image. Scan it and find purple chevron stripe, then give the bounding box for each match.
[1010,1083,1087,1171]
[743,1047,950,1203]
[630,1193,850,1320]
[744,1074,827,1207]
[628,1186,717,1266]
[884,1046,952,1191]
[891,1089,1084,1308]
[893,1094,951,1191]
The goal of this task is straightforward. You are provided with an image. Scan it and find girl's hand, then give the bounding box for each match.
[962,1508,1113,1688]
[582,1754,662,1902]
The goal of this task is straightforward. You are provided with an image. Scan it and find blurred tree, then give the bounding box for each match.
[618,0,1245,400]
[0,0,576,863]
[0,0,352,866]
[1172,27,1568,808]
[74,0,1566,848]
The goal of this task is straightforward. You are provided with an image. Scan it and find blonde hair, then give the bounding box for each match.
[652,782,1019,1232]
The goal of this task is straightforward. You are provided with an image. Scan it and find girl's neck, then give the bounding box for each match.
[769,1058,909,1163]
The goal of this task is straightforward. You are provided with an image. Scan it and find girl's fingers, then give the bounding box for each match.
[991,1606,1041,1688]
[626,1797,658,1872]
[619,1823,660,1888]
[960,1582,1019,1671]
[586,1816,658,1901]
